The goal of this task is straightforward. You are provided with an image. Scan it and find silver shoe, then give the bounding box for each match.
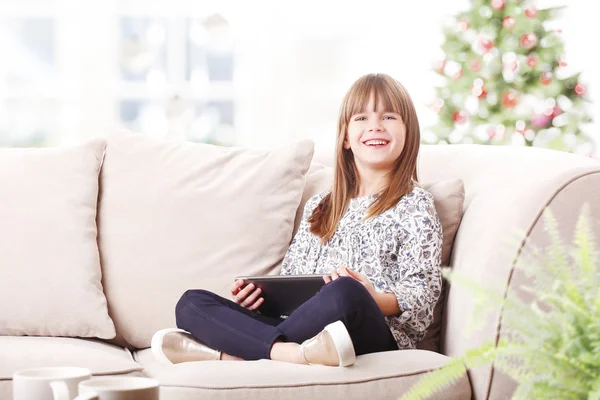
[300,321,356,367]
[151,328,221,365]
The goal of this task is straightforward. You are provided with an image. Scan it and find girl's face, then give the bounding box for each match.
[343,92,406,172]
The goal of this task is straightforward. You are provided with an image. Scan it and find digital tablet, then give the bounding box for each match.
[234,275,327,318]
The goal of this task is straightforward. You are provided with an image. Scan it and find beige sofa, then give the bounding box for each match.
[1,133,599,400]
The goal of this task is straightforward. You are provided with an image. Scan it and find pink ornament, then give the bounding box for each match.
[540,72,552,85]
[520,33,538,49]
[491,0,505,10]
[470,60,481,72]
[453,111,469,125]
[471,83,487,98]
[525,6,537,18]
[558,57,568,68]
[457,19,470,32]
[575,83,586,96]
[551,106,562,117]
[502,91,518,108]
[526,55,538,68]
[504,61,518,72]
[503,16,516,29]
[480,38,494,53]
[452,68,463,81]
[433,58,446,73]
[531,113,552,128]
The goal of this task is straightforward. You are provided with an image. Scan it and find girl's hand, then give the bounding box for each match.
[230,279,264,311]
[324,266,377,298]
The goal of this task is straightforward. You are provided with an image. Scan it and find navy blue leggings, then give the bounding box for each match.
[175,276,398,360]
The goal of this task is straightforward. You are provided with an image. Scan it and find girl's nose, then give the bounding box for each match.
[369,122,384,132]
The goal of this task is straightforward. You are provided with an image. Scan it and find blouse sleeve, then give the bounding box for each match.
[381,191,443,346]
[280,193,324,276]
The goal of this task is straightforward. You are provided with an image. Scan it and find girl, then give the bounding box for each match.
[151,73,443,367]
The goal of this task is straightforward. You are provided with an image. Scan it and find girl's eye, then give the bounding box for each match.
[355,116,366,121]
[384,115,396,120]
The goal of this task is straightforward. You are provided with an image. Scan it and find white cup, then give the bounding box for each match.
[12,367,92,400]
[73,377,160,400]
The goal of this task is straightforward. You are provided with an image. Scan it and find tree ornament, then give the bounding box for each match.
[525,6,537,18]
[540,72,552,85]
[471,78,487,98]
[503,16,516,30]
[551,105,562,117]
[520,33,538,49]
[558,57,568,68]
[453,110,469,124]
[515,120,527,134]
[575,83,586,96]
[457,18,470,32]
[452,68,463,81]
[433,57,446,73]
[428,98,445,114]
[504,60,518,72]
[526,55,538,68]
[491,0,505,10]
[479,37,495,53]
[502,91,518,108]
[531,113,552,128]
[470,59,481,72]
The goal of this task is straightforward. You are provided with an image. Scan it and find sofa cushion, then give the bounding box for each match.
[133,348,471,400]
[0,336,144,400]
[416,178,465,352]
[0,336,143,380]
[0,140,116,339]
[290,161,465,352]
[98,132,315,349]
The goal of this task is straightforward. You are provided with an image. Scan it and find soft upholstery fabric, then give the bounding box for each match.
[0,336,142,380]
[289,161,465,352]
[133,348,471,400]
[417,178,465,352]
[417,144,600,399]
[0,140,116,338]
[98,132,314,348]
[0,336,144,400]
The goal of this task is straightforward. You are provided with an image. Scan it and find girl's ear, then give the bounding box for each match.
[343,137,350,150]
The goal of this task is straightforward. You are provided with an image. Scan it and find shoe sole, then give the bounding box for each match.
[150,327,190,366]
[324,321,356,367]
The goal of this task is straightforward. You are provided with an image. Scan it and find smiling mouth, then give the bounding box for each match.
[363,140,390,148]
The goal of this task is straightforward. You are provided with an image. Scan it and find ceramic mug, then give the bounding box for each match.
[70,377,160,400]
[12,367,92,400]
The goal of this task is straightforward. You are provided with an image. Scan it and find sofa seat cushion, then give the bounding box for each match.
[133,348,471,400]
[0,336,143,380]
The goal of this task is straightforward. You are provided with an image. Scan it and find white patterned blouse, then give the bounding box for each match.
[280,186,443,349]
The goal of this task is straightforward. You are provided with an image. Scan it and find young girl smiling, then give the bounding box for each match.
[151,73,443,367]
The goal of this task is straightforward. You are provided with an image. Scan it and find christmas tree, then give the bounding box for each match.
[428,0,595,157]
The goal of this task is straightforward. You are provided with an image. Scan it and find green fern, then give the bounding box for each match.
[401,203,600,400]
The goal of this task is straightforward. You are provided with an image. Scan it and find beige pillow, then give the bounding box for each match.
[0,140,116,339]
[290,163,465,352]
[98,132,315,349]
[417,178,465,352]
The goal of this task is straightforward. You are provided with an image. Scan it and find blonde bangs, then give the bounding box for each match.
[342,75,411,126]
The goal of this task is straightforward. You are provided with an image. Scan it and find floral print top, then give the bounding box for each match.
[280,186,443,349]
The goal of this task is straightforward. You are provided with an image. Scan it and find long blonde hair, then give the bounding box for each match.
[308,73,421,245]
